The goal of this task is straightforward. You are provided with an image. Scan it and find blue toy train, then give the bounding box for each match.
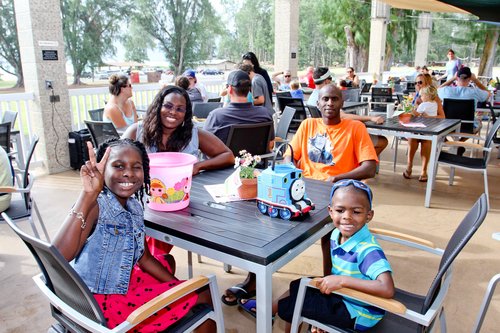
[256,162,315,220]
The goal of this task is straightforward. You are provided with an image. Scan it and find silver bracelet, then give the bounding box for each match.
[69,209,86,229]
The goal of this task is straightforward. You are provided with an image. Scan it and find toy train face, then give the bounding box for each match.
[256,163,315,220]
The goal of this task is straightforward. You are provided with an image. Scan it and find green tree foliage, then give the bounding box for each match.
[385,9,417,69]
[61,0,130,85]
[217,0,274,67]
[123,23,154,63]
[318,0,371,71]
[0,0,23,87]
[134,0,222,75]
[298,0,343,68]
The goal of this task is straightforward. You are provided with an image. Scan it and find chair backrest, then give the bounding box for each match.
[84,120,120,147]
[276,96,305,113]
[422,193,488,313]
[0,122,11,154]
[341,89,360,102]
[307,105,321,118]
[1,110,18,129]
[207,96,222,103]
[483,118,500,161]
[443,98,476,134]
[225,121,273,156]
[1,213,107,327]
[192,102,223,118]
[360,82,372,93]
[406,81,416,93]
[276,91,292,98]
[88,108,104,121]
[276,107,296,140]
[371,87,392,99]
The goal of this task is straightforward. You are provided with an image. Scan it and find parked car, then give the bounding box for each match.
[202,68,223,75]
[97,70,127,80]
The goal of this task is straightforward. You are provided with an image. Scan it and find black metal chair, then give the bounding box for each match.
[307,105,321,118]
[226,121,274,166]
[192,102,223,119]
[371,87,393,113]
[443,98,477,135]
[276,91,292,98]
[84,120,120,148]
[88,108,105,121]
[1,212,225,333]
[360,82,372,94]
[0,122,11,154]
[341,88,360,102]
[432,118,500,209]
[207,96,222,103]
[0,135,50,241]
[276,97,308,132]
[291,193,488,333]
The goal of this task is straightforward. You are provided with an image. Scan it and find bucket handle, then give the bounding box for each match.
[272,142,294,171]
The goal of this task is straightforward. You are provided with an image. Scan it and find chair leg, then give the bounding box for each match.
[223,263,232,273]
[472,274,500,333]
[290,278,309,333]
[448,167,455,186]
[393,137,399,172]
[32,200,50,242]
[197,254,202,263]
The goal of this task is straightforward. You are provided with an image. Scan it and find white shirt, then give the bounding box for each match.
[416,101,438,117]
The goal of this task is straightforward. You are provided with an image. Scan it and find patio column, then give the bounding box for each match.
[414,13,432,67]
[14,0,71,174]
[368,0,391,82]
[274,0,299,77]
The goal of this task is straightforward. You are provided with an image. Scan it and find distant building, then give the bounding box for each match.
[198,59,237,71]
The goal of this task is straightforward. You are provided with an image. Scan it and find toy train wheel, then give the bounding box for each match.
[269,207,279,218]
[279,208,292,220]
[257,202,267,214]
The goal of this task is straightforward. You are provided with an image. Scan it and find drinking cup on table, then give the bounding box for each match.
[386,103,395,118]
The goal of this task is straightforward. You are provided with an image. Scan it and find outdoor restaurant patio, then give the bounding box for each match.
[1,139,499,332]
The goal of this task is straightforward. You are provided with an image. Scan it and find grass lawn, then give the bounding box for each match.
[0,80,16,89]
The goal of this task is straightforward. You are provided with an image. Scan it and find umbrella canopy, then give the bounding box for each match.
[380,0,500,23]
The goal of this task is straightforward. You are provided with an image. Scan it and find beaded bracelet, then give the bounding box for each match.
[69,209,86,229]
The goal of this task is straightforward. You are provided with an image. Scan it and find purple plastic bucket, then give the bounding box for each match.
[148,152,197,211]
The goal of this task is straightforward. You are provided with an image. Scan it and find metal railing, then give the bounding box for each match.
[0,79,225,165]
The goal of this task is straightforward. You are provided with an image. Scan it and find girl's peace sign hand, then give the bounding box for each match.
[80,141,111,194]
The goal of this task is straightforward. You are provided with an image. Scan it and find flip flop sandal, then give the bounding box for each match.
[403,169,412,179]
[238,298,257,318]
[220,283,256,306]
[237,298,275,323]
[419,175,428,182]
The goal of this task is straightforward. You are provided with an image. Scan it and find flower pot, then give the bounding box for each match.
[237,177,258,200]
[399,113,412,123]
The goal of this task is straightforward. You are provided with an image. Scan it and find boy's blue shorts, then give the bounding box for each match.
[277,278,355,329]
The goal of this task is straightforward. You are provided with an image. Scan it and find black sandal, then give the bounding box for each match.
[220,283,256,306]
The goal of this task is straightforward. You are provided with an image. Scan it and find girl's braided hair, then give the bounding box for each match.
[96,138,150,205]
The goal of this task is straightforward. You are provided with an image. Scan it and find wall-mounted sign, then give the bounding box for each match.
[291,52,296,59]
[38,40,59,47]
[42,50,58,61]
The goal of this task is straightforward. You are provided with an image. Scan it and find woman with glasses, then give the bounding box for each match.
[344,67,360,88]
[103,74,138,132]
[242,52,274,99]
[123,85,234,175]
[404,73,445,182]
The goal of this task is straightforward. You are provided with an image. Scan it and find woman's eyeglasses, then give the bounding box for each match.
[284,75,291,78]
[162,102,186,113]
[416,81,424,85]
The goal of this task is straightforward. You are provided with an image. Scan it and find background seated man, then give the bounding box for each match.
[203,70,274,150]
[272,69,292,91]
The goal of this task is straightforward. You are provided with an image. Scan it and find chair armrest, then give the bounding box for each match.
[369,227,435,248]
[0,183,33,194]
[127,275,209,325]
[446,133,484,141]
[443,141,489,152]
[309,278,407,315]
